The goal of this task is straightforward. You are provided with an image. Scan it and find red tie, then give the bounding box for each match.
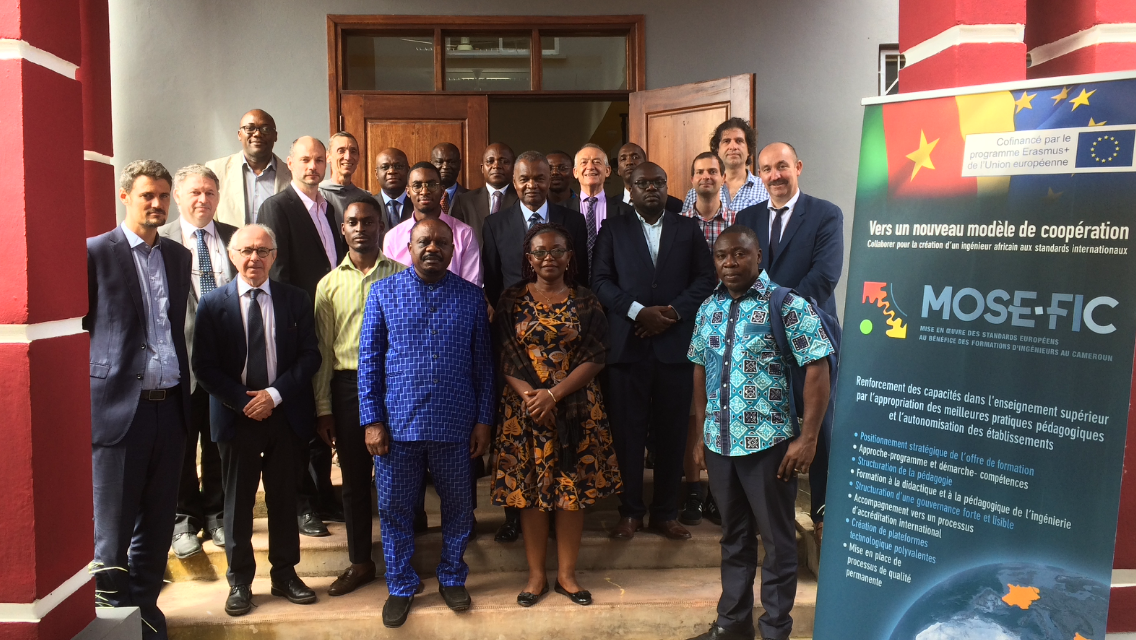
[440,191,450,215]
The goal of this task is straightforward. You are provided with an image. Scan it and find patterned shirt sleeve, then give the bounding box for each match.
[779,292,835,367]
[470,289,496,425]
[358,283,389,425]
[687,300,710,366]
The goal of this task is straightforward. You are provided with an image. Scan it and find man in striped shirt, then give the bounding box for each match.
[681,118,769,213]
[312,199,406,597]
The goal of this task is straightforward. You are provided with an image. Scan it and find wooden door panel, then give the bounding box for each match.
[341,93,488,194]
[629,74,754,191]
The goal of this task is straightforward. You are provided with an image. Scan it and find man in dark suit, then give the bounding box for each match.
[375,147,411,230]
[735,141,844,545]
[159,164,238,560]
[258,135,348,537]
[616,142,684,213]
[567,143,632,265]
[432,142,468,215]
[450,142,518,246]
[86,160,192,639]
[193,223,323,616]
[591,162,717,542]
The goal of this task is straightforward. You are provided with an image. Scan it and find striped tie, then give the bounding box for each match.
[584,196,598,264]
[196,229,216,295]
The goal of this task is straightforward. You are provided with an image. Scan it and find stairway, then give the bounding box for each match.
[160,469,820,639]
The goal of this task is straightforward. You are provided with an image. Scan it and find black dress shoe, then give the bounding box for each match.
[494,517,520,543]
[225,585,253,617]
[703,492,722,526]
[209,527,226,548]
[554,581,592,606]
[327,564,376,597]
[382,583,425,628]
[298,512,330,537]
[171,532,203,559]
[516,581,548,607]
[439,584,472,611]
[686,622,752,640]
[319,507,346,523]
[679,493,704,526]
[270,577,317,604]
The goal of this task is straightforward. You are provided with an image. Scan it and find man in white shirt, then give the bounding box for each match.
[450,143,519,246]
[159,165,237,559]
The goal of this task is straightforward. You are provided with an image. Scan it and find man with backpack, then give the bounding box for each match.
[685,224,834,640]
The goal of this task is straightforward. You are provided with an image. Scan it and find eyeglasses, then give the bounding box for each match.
[408,181,441,193]
[632,178,667,190]
[239,125,276,136]
[528,248,569,260]
[235,247,276,258]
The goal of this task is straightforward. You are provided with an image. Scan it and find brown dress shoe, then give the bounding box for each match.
[647,519,692,540]
[610,517,643,540]
[328,564,376,597]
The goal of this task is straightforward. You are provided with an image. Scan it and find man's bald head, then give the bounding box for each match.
[287,136,327,189]
[482,143,516,189]
[431,142,462,189]
[238,109,278,161]
[376,147,410,197]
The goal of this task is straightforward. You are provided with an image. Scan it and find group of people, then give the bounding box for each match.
[85,106,844,640]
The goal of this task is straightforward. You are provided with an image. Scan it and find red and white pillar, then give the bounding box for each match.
[0,0,99,639]
[1026,0,1136,78]
[898,0,1027,93]
[79,0,115,237]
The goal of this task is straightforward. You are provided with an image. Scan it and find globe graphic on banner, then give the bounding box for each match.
[888,563,1108,640]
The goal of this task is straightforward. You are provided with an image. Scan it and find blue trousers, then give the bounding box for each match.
[92,394,185,640]
[375,440,471,596]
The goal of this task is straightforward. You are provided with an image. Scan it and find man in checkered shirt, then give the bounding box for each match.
[685,225,832,640]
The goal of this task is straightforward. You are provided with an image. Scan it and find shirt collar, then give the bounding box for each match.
[292,183,325,210]
[519,200,549,220]
[243,155,276,173]
[714,270,771,300]
[623,189,632,204]
[383,191,406,206]
[179,216,217,240]
[337,251,395,274]
[407,267,451,287]
[488,184,508,196]
[767,189,801,214]
[635,210,664,228]
[445,183,460,199]
[745,170,759,187]
[692,202,725,220]
[121,222,159,249]
[237,276,272,297]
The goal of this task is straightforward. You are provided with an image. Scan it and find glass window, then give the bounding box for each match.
[444,34,531,91]
[343,34,434,91]
[879,45,901,96]
[541,35,627,91]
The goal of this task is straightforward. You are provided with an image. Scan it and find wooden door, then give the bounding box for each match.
[628,74,754,188]
[341,94,489,194]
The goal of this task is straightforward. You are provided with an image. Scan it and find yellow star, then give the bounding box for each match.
[1014,91,1036,113]
[1044,187,1063,202]
[905,130,940,181]
[1069,88,1095,111]
[1088,117,1106,126]
[1050,86,1070,105]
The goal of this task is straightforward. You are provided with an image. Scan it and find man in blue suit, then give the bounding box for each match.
[86,160,192,639]
[193,223,323,616]
[735,141,844,544]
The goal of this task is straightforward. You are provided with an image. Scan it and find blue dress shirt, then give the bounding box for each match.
[358,268,495,442]
[122,223,180,390]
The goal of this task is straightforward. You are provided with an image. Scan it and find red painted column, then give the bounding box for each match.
[78,0,115,237]
[899,0,1027,92]
[1026,0,1136,77]
[0,0,96,638]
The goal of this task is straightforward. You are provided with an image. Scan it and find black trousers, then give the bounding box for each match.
[331,370,374,564]
[705,441,798,640]
[92,391,185,640]
[174,385,224,536]
[297,436,337,517]
[606,356,692,522]
[218,412,302,586]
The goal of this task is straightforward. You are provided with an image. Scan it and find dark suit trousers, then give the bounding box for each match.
[606,354,692,522]
[705,441,798,640]
[92,393,186,640]
[298,437,337,517]
[331,370,374,564]
[174,386,224,536]
[219,413,302,586]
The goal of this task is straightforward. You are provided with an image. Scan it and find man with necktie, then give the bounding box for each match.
[193,223,323,616]
[431,142,467,215]
[375,148,411,230]
[86,160,192,638]
[158,164,237,559]
[567,143,632,265]
[450,142,518,246]
[258,136,348,537]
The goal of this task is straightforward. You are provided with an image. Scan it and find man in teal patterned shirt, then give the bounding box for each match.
[685,225,832,640]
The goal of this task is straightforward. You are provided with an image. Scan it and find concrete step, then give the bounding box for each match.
[161,568,818,640]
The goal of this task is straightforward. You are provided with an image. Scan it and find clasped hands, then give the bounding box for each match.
[634,305,678,338]
[243,389,275,421]
[521,386,558,428]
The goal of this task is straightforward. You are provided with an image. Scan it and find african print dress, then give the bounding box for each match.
[490,285,621,511]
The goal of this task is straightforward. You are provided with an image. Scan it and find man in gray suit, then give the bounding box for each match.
[159,164,238,559]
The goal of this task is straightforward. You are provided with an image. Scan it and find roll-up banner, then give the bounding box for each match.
[814,72,1136,640]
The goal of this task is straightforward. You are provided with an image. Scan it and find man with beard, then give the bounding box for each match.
[258,136,348,536]
[86,160,192,638]
[450,142,518,246]
[359,217,494,627]
[313,200,406,597]
[431,142,467,215]
[207,109,291,226]
[320,132,370,227]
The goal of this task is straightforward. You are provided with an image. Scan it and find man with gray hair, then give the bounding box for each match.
[319,131,371,228]
[206,109,292,226]
[567,143,632,265]
[159,164,237,559]
[86,160,192,638]
[193,222,323,615]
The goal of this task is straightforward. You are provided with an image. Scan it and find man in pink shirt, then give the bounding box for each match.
[382,163,482,286]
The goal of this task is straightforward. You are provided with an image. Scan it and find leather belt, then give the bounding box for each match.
[141,385,180,401]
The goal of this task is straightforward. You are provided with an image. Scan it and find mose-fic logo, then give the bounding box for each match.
[862,282,908,338]
[921,285,1118,334]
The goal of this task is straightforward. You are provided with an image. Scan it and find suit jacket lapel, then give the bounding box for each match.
[111,228,147,328]
[225,281,247,366]
[623,212,655,271]
[286,188,331,268]
[755,206,771,265]
[655,212,679,270]
[159,238,186,312]
[271,282,288,357]
[773,195,808,267]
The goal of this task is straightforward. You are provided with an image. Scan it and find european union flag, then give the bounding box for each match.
[1076,129,1135,168]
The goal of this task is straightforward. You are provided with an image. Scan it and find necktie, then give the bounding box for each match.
[440,191,450,215]
[584,196,598,263]
[528,212,542,228]
[195,229,216,295]
[769,206,788,263]
[491,190,502,214]
[246,289,269,390]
